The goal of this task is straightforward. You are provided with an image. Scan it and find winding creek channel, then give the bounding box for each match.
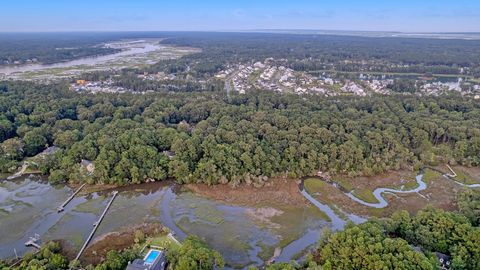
[345,174,427,208]
[1,168,478,268]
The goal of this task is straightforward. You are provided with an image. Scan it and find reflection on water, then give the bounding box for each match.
[0,176,330,269]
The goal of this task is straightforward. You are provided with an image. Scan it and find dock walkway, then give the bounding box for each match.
[57,184,86,212]
[74,191,118,261]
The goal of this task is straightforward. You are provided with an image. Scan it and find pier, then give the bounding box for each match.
[74,191,118,261]
[167,232,181,245]
[57,184,86,212]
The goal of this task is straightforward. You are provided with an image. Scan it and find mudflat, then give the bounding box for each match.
[186,178,306,207]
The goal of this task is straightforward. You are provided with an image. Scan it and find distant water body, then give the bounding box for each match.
[0,40,162,76]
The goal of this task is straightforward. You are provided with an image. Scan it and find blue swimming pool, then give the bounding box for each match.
[144,250,160,264]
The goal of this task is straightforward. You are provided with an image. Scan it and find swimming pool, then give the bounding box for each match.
[144,250,161,265]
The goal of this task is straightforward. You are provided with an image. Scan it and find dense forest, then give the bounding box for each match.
[0,33,122,65]
[1,81,479,186]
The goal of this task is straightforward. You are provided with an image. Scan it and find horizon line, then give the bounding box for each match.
[0,29,480,34]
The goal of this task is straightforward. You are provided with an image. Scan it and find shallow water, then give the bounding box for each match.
[0,176,330,269]
[0,175,73,258]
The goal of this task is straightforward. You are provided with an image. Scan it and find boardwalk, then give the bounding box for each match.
[57,184,86,212]
[74,191,118,262]
[445,164,457,178]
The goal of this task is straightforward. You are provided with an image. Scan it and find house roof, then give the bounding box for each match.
[126,259,149,270]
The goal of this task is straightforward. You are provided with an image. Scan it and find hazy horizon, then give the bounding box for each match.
[1,29,480,34]
[2,0,480,33]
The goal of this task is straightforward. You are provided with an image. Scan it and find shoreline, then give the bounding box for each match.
[5,163,478,199]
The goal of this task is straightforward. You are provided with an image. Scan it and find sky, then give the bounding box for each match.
[1,0,480,32]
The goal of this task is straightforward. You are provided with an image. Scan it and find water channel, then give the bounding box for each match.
[1,175,330,269]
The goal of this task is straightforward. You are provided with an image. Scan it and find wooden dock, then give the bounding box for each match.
[267,247,282,265]
[57,184,86,212]
[446,164,457,178]
[167,232,181,245]
[74,191,118,262]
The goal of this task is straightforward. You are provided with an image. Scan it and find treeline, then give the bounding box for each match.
[159,32,480,77]
[1,81,480,185]
[0,242,68,270]
[0,32,180,66]
[0,33,121,65]
[294,61,465,75]
[3,32,480,78]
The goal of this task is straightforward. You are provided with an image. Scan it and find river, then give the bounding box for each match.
[0,39,198,80]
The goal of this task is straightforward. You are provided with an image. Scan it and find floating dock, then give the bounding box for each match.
[25,234,41,249]
[57,184,86,212]
[74,191,118,261]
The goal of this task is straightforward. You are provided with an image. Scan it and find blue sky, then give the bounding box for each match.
[2,0,480,32]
